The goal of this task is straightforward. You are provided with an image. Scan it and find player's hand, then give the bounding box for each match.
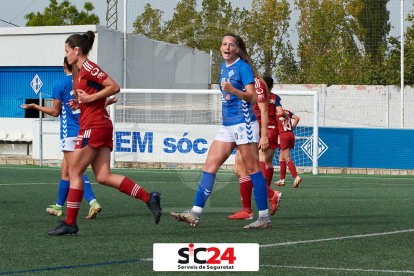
[77,89,93,103]
[221,78,234,94]
[108,97,118,105]
[258,136,269,152]
[20,103,36,109]
[67,99,79,111]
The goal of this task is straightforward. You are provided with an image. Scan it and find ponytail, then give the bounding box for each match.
[65,30,95,55]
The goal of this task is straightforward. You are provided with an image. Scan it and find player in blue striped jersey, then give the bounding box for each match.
[21,57,110,219]
[170,34,271,229]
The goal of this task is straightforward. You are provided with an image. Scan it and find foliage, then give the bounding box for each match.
[25,0,99,26]
[132,3,164,41]
[242,0,294,79]
[132,0,407,85]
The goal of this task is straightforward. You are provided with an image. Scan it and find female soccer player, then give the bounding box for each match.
[228,76,284,220]
[170,33,271,229]
[274,109,302,188]
[21,57,105,219]
[46,31,162,235]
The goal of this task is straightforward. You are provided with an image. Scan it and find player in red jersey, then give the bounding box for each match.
[228,76,283,219]
[275,109,301,188]
[262,76,281,186]
[46,31,162,236]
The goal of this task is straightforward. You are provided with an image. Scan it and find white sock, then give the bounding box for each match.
[259,209,269,218]
[192,206,203,214]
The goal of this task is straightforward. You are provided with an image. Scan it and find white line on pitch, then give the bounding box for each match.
[260,264,414,274]
[260,229,414,248]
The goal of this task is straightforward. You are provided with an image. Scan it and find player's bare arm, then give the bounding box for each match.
[221,80,257,103]
[20,99,62,117]
[257,101,269,151]
[291,114,300,130]
[276,106,289,127]
[77,76,120,103]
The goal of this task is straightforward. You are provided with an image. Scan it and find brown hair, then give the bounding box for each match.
[65,31,95,55]
[222,33,268,94]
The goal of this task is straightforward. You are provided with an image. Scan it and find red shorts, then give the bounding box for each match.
[278,132,295,150]
[75,128,113,151]
[267,126,279,149]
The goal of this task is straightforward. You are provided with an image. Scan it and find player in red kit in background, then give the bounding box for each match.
[228,76,284,220]
[275,109,301,188]
[46,31,162,235]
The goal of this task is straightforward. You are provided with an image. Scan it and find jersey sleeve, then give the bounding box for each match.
[239,64,254,88]
[289,111,295,117]
[275,95,282,107]
[52,81,62,101]
[87,64,108,85]
[255,79,267,103]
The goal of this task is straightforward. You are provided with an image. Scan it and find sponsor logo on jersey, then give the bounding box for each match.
[97,71,105,79]
[91,68,100,76]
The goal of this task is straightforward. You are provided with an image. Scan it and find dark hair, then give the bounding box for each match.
[63,57,72,71]
[263,76,274,90]
[65,31,95,55]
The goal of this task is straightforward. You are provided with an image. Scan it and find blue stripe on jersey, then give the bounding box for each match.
[219,59,257,126]
[52,75,80,139]
[87,80,103,92]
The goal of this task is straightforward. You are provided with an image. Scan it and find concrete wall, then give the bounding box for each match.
[125,34,210,89]
[0,25,210,91]
[0,25,98,66]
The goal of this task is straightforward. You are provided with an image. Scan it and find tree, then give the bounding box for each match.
[242,0,293,78]
[356,0,390,65]
[132,3,164,41]
[295,0,366,85]
[25,0,99,26]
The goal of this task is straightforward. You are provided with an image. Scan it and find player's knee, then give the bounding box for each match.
[95,174,109,185]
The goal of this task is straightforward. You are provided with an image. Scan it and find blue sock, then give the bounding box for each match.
[193,172,216,208]
[83,175,96,203]
[56,179,70,206]
[250,171,268,211]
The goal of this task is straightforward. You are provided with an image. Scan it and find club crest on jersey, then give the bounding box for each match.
[228,70,234,78]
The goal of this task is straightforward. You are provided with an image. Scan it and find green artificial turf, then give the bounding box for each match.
[0,165,414,275]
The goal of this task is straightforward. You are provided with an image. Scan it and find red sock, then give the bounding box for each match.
[287,160,298,178]
[280,160,286,180]
[239,176,253,212]
[265,166,274,187]
[65,188,84,226]
[119,177,149,203]
[259,161,266,177]
[266,185,274,199]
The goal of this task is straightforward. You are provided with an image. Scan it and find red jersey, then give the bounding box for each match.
[252,78,267,124]
[276,109,295,134]
[268,93,281,127]
[76,60,112,129]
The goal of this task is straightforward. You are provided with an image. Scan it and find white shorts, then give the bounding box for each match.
[61,137,77,152]
[214,121,260,145]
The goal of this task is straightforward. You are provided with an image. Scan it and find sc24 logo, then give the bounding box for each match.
[163,133,208,154]
[178,243,236,264]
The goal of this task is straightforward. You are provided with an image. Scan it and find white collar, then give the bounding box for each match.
[226,57,240,67]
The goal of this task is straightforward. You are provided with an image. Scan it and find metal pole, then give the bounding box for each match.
[401,0,404,128]
[39,92,43,167]
[313,91,319,175]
